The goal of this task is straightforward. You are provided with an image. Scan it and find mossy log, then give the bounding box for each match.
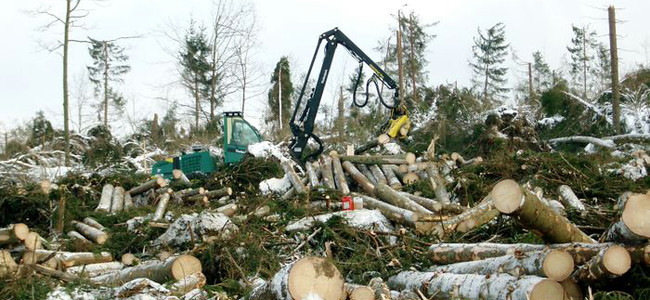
[72,220,108,244]
[320,155,336,190]
[387,271,563,300]
[492,179,595,243]
[281,160,308,194]
[90,255,202,285]
[127,176,167,197]
[572,245,631,281]
[602,193,650,244]
[342,161,375,195]
[374,183,432,214]
[248,256,345,300]
[381,165,402,190]
[427,249,575,281]
[96,184,114,212]
[330,151,350,194]
[0,223,29,245]
[339,153,416,165]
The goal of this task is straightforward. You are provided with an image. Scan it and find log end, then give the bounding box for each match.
[622,194,650,238]
[288,257,345,300]
[226,187,233,196]
[542,250,574,281]
[405,153,416,165]
[95,233,109,245]
[24,232,42,250]
[121,253,138,266]
[349,286,374,300]
[402,173,419,185]
[377,134,390,145]
[529,279,564,300]
[170,255,202,281]
[491,179,523,214]
[13,223,30,241]
[603,245,632,276]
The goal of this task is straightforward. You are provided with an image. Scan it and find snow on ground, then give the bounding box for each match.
[259,175,292,195]
[248,141,290,162]
[155,211,238,247]
[382,142,404,155]
[537,115,565,128]
[285,209,394,232]
[615,157,648,181]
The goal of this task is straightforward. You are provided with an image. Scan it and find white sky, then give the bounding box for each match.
[1,0,649,135]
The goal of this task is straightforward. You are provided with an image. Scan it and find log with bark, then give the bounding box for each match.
[345,283,375,300]
[305,161,320,188]
[358,164,378,185]
[602,193,650,244]
[96,184,114,212]
[373,183,432,214]
[572,244,631,281]
[67,231,92,245]
[354,134,390,154]
[557,185,586,212]
[353,193,428,233]
[381,165,402,190]
[127,176,167,197]
[427,249,575,281]
[204,187,233,199]
[342,161,375,195]
[369,164,388,185]
[83,217,105,231]
[401,172,419,185]
[281,160,308,195]
[0,250,17,277]
[427,198,499,237]
[398,192,466,215]
[339,153,416,166]
[387,271,564,300]
[549,136,615,149]
[491,179,595,243]
[152,193,171,222]
[320,155,336,190]
[560,278,583,300]
[123,192,134,210]
[91,255,202,285]
[248,256,345,300]
[172,169,191,185]
[22,250,112,269]
[72,220,108,244]
[66,261,124,277]
[110,186,125,213]
[176,187,205,200]
[330,151,350,194]
[424,162,451,204]
[0,223,29,245]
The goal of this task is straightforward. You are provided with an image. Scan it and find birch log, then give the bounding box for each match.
[72,220,108,244]
[320,155,336,190]
[216,203,238,217]
[176,187,205,200]
[427,249,574,281]
[358,164,378,185]
[305,162,320,188]
[330,151,350,194]
[83,217,105,230]
[110,186,125,213]
[127,176,167,197]
[66,261,124,277]
[492,179,595,243]
[428,198,499,237]
[204,187,233,199]
[342,161,375,195]
[381,165,402,190]
[248,256,345,300]
[368,164,387,185]
[572,245,631,281]
[398,192,465,214]
[387,271,563,300]
[339,153,416,165]
[557,185,586,212]
[353,193,426,231]
[281,160,308,194]
[67,231,92,245]
[374,183,432,214]
[24,232,43,250]
[152,193,171,222]
[0,223,29,245]
[425,162,451,204]
[354,134,390,154]
[22,250,112,268]
[172,169,191,185]
[123,192,134,210]
[91,255,202,285]
[96,184,114,212]
[345,283,375,300]
[602,193,650,244]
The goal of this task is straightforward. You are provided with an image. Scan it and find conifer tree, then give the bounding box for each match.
[470,22,510,107]
[532,51,553,95]
[179,21,212,130]
[266,57,293,138]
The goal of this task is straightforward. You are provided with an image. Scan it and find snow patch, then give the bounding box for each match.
[285,209,394,232]
[618,158,648,181]
[155,211,238,247]
[382,142,404,155]
[537,115,565,127]
[259,174,292,194]
[248,141,290,162]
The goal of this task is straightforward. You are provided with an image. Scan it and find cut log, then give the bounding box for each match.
[428,198,499,237]
[186,194,209,205]
[176,187,205,200]
[121,253,139,266]
[345,283,375,300]
[110,186,125,213]
[281,160,308,195]
[354,134,390,154]
[353,193,426,232]
[22,250,58,269]
[158,251,172,261]
[172,169,191,185]
[123,192,134,210]
[66,261,124,277]
[0,250,17,277]
[424,162,451,204]
[32,264,79,282]
[248,256,345,300]
[381,165,402,190]
[167,272,207,295]
[83,217,105,231]
[401,172,419,185]
[0,223,30,245]
[127,176,167,197]
[427,249,574,281]
[24,232,42,250]
[216,203,238,217]
[320,155,336,190]
[204,187,233,199]
[339,153,416,165]
[72,220,108,244]
[369,164,388,185]
[560,279,583,300]
[572,245,631,281]
[358,164,378,185]
[330,151,350,194]
[152,193,171,222]
[492,179,595,243]
[398,192,466,214]
[602,193,650,244]
[305,162,320,188]
[387,271,563,300]
[281,177,309,200]
[96,184,114,212]
[67,231,92,245]
[22,250,112,269]
[374,183,432,214]
[91,255,202,285]
[342,161,375,195]
[557,185,586,212]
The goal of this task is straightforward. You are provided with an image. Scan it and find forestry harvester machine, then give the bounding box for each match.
[289,28,411,163]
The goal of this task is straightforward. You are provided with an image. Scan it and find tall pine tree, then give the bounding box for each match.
[87,38,130,127]
[470,22,509,107]
[266,57,293,139]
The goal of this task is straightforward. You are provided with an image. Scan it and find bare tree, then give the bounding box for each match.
[233,7,263,116]
[70,71,94,133]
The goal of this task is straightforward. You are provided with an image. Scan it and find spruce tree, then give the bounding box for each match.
[566,25,600,99]
[87,38,131,128]
[469,22,510,107]
[179,21,212,130]
[266,57,294,139]
[532,51,553,95]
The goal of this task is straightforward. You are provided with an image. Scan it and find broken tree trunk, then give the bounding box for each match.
[110,186,125,213]
[428,198,499,237]
[281,160,308,195]
[557,185,586,212]
[381,165,402,190]
[152,193,171,222]
[305,162,320,188]
[83,217,105,230]
[204,187,233,199]
[342,161,375,195]
[424,162,451,204]
[66,261,124,277]
[320,155,336,190]
[602,193,650,244]
[72,220,108,244]
[572,245,631,281]
[0,223,29,245]
[358,164,378,185]
[127,176,167,197]
[387,271,563,300]
[374,183,432,214]
[339,153,416,165]
[91,255,202,285]
[492,179,595,243]
[96,184,114,212]
[369,164,388,185]
[398,192,466,214]
[248,256,345,300]
[330,151,350,194]
[427,249,574,281]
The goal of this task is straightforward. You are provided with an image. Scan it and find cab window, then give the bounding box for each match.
[232,120,259,145]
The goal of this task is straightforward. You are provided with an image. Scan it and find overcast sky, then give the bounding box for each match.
[1,0,649,135]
